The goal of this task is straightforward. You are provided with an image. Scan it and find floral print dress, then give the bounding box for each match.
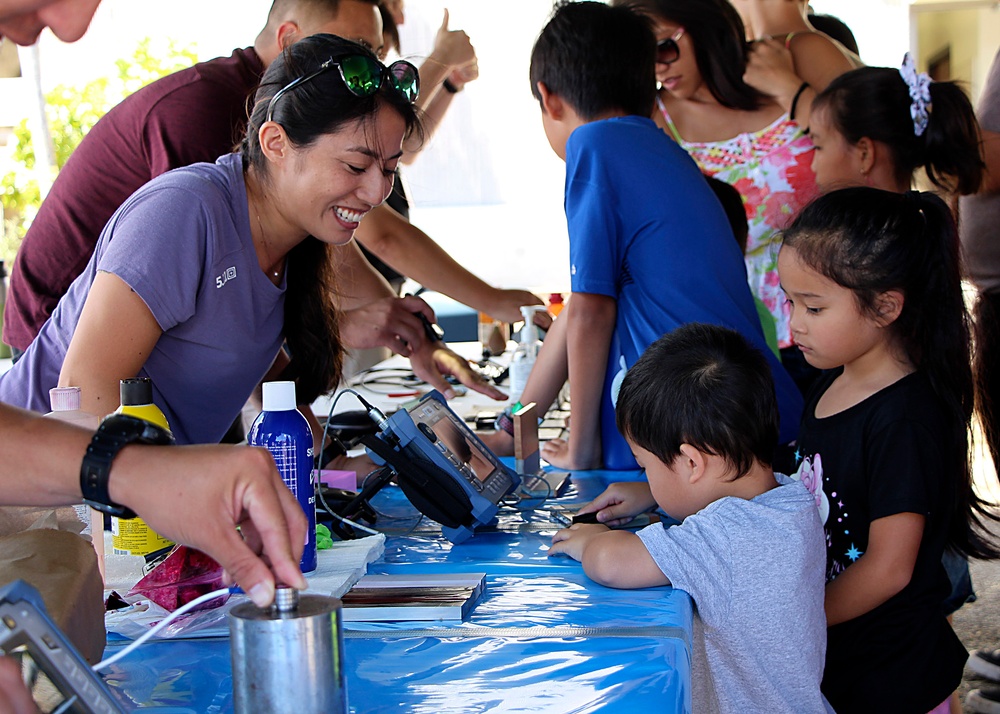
[659,98,818,348]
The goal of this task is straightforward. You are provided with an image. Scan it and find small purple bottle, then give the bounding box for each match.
[247,381,317,573]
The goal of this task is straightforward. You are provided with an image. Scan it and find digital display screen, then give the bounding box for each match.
[408,400,499,483]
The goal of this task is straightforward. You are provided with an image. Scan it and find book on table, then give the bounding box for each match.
[340,572,487,622]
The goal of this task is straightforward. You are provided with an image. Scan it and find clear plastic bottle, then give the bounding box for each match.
[111,378,175,557]
[247,381,317,573]
[46,387,102,567]
[508,305,546,405]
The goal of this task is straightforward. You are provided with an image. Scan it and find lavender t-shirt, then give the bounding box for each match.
[0,153,285,445]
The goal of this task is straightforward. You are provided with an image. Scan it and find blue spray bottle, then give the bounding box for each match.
[247,381,317,573]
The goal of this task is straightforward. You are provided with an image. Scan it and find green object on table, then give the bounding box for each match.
[316,523,334,550]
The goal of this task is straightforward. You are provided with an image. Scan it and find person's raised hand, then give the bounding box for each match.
[112,444,308,608]
[430,9,476,72]
[574,481,657,528]
[744,38,801,99]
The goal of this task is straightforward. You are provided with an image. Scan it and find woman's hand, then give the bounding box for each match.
[744,39,802,101]
[339,295,435,356]
[575,482,657,528]
[408,342,507,400]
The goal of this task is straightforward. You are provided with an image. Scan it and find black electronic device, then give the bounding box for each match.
[336,391,520,543]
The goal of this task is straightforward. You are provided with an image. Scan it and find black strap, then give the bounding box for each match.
[790,81,809,122]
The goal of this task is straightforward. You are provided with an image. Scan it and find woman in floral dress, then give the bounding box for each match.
[616,0,825,389]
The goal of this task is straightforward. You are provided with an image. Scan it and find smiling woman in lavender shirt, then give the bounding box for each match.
[0,34,421,445]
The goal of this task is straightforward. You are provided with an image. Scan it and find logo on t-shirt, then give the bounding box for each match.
[216,266,237,289]
[791,453,829,525]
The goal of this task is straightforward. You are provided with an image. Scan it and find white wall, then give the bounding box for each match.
[810,0,912,68]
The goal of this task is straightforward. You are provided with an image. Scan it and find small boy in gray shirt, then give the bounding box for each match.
[550,323,832,713]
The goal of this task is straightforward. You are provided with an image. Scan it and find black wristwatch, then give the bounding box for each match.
[80,414,174,518]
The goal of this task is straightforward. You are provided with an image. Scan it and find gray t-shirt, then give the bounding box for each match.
[638,475,832,714]
[960,47,1000,293]
[0,153,286,444]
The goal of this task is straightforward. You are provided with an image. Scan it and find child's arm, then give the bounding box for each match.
[540,292,616,470]
[549,525,670,589]
[824,511,925,626]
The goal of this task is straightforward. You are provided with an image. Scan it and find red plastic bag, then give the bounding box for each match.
[126,545,229,613]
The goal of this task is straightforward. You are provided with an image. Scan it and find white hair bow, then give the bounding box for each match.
[900,52,932,137]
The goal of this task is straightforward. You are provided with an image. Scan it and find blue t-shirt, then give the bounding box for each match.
[0,153,286,445]
[565,116,802,468]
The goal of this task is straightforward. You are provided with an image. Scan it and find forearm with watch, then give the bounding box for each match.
[80,414,174,518]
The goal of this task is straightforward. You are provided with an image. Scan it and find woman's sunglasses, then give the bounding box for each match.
[266,54,420,122]
[656,28,685,66]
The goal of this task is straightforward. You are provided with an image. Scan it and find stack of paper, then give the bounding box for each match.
[341,572,487,622]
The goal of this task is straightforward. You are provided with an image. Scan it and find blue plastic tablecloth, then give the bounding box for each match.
[102,468,693,713]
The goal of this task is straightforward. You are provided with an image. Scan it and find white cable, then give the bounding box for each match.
[326,507,382,536]
[92,586,234,671]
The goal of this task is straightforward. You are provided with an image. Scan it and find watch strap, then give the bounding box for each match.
[80,413,174,518]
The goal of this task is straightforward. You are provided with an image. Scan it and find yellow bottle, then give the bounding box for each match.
[110,378,175,557]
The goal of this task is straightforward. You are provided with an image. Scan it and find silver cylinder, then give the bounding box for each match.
[229,591,346,714]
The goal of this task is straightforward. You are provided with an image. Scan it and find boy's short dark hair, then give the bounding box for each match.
[529,1,656,120]
[616,323,779,478]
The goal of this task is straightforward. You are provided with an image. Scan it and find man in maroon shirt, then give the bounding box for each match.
[4,0,385,355]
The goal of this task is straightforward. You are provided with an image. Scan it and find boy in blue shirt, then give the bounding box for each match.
[486,1,802,471]
[551,323,831,713]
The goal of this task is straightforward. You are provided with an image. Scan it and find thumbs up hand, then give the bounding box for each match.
[431,9,476,71]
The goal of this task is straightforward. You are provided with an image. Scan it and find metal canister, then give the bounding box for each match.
[229,588,346,713]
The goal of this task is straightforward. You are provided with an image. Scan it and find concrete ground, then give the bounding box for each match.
[952,430,1000,712]
[957,554,1000,710]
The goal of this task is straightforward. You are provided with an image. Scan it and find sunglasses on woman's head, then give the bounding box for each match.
[265,54,420,122]
[656,27,685,65]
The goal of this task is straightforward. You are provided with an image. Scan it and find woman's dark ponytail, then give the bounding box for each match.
[924,80,984,195]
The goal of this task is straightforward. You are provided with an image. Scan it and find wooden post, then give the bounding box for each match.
[513,402,541,475]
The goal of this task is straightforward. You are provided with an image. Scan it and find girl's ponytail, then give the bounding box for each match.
[906,191,999,559]
[783,188,1000,560]
[924,80,984,195]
